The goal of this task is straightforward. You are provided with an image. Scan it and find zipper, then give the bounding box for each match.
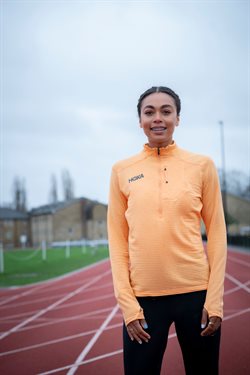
[158,148,163,217]
[157,147,168,217]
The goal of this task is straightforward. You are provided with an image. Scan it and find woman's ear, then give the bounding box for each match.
[139,120,143,128]
[175,116,180,127]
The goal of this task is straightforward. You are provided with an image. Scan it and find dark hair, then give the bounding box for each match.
[137,86,181,118]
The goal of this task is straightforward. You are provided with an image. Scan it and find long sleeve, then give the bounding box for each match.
[108,145,227,324]
[201,159,227,319]
[107,166,144,325]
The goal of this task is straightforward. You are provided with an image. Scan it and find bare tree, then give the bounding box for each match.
[21,178,27,211]
[61,169,74,201]
[49,174,58,203]
[13,177,27,211]
[221,170,250,198]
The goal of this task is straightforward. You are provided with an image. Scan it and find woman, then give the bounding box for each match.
[108,86,227,375]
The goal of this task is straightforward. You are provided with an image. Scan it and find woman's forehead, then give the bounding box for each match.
[141,92,176,108]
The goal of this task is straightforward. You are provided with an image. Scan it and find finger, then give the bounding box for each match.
[140,319,148,330]
[132,331,143,344]
[127,320,150,342]
[127,330,134,341]
[134,321,150,342]
[127,326,144,344]
[210,316,222,326]
[201,307,208,329]
[201,322,215,336]
[201,318,221,336]
[127,324,137,341]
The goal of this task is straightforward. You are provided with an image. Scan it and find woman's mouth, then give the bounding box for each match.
[150,127,167,132]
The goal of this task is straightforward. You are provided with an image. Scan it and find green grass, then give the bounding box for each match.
[0,246,109,287]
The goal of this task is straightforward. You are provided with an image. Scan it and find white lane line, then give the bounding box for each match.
[0,270,111,340]
[225,273,250,293]
[71,349,123,365]
[67,304,119,375]
[0,283,49,307]
[33,258,109,286]
[224,307,250,321]
[19,307,114,332]
[0,286,114,319]
[0,273,99,307]
[38,350,123,375]
[0,286,114,310]
[0,295,115,323]
[29,275,111,295]
[0,292,68,310]
[224,308,249,313]
[35,279,113,296]
[0,278,111,301]
[0,310,40,321]
[224,281,250,296]
[0,292,117,324]
[53,292,115,310]
[227,255,250,267]
[77,331,173,366]
[0,284,114,321]
[0,322,122,357]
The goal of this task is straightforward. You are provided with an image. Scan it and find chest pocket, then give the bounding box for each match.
[161,164,201,202]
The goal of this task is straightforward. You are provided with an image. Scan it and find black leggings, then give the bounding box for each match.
[123,290,221,375]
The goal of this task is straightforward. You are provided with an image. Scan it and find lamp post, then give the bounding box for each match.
[219,120,228,233]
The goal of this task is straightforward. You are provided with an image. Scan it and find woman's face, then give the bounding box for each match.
[139,92,180,148]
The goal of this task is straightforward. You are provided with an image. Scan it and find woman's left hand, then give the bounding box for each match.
[200,308,221,336]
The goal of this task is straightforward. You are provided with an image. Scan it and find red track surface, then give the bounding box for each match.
[0,248,249,375]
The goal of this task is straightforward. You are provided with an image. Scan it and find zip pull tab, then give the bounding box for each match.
[158,147,160,155]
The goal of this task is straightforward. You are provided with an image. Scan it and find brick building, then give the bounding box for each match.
[0,208,30,248]
[226,193,250,235]
[30,198,107,247]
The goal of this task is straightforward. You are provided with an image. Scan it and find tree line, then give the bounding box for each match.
[12,169,75,212]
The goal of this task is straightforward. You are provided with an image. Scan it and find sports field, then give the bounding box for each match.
[0,246,109,287]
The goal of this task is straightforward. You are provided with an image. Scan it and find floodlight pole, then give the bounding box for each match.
[219,120,228,233]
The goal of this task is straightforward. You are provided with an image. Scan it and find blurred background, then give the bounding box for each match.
[0,0,249,249]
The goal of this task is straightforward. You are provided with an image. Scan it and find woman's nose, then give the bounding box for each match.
[154,112,162,122]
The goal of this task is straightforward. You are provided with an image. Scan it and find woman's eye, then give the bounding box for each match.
[163,110,171,115]
[145,111,153,116]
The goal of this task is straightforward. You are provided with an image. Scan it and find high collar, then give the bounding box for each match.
[143,141,177,156]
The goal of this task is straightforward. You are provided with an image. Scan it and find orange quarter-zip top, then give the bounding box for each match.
[108,142,227,326]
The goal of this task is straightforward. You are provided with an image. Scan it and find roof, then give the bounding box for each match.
[30,200,78,216]
[0,207,29,220]
[1,198,107,219]
[29,197,100,216]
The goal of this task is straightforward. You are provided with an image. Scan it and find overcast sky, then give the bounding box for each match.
[1,0,249,208]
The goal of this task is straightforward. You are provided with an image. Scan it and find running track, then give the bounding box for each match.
[0,247,249,375]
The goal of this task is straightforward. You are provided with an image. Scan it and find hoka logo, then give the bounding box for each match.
[128,174,144,183]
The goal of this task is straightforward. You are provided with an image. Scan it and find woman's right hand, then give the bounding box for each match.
[126,319,151,344]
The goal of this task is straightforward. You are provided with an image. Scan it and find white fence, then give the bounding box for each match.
[51,239,109,248]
